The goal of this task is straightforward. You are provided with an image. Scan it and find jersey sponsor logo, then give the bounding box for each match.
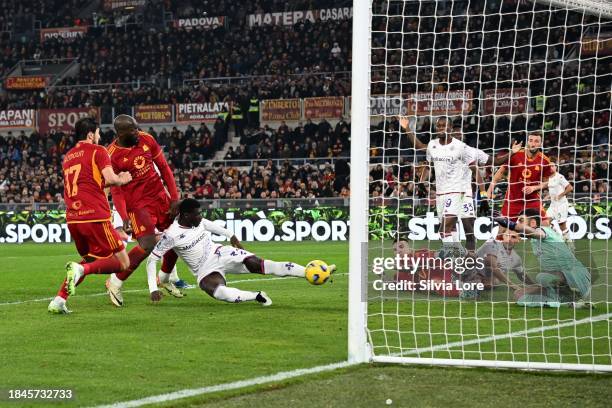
[178,232,207,251]
[133,156,146,169]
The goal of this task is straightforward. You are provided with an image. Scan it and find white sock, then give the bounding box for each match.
[441,235,454,243]
[213,285,258,303]
[53,296,65,304]
[263,260,306,277]
[168,266,179,282]
[110,273,123,288]
[451,230,460,242]
[158,271,171,284]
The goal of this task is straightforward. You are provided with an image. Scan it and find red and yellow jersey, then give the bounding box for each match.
[62,142,112,223]
[107,131,169,211]
[504,150,553,203]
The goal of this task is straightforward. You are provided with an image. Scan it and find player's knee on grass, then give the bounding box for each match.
[243,256,263,274]
[199,272,226,298]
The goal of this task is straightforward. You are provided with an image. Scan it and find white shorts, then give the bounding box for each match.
[197,245,257,283]
[547,201,570,223]
[436,193,475,220]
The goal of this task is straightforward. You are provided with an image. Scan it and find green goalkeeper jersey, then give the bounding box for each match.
[530,226,591,298]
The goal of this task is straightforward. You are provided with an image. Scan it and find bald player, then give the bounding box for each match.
[105,115,182,306]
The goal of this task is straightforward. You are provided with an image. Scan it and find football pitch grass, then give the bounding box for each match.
[1,241,611,407]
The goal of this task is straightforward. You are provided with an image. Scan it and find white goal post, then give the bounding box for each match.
[349,0,612,371]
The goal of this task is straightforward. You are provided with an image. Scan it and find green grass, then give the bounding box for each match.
[1,241,610,407]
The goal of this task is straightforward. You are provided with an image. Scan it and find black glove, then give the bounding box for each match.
[494,217,517,230]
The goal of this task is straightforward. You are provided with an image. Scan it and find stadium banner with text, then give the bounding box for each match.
[40,26,88,42]
[1,204,609,244]
[38,108,100,134]
[134,104,173,124]
[304,97,345,119]
[176,102,230,123]
[406,90,473,116]
[369,94,407,116]
[0,109,36,129]
[248,7,352,27]
[581,35,612,56]
[4,76,49,90]
[103,0,146,10]
[482,88,529,115]
[261,99,301,121]
[173,16,226,30]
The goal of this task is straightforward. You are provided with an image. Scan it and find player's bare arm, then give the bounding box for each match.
[487,165,507,199]
[494,217,546,239]
[484,254,520,290]
[399,116,427,150]
[488,140,522,166]
[101,167,132,186]
[556,183,573,200]
[230,235,244,250]
[523,180,548,195]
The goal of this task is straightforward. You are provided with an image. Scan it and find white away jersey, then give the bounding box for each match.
[461,145,489,195]
[547,172,570,205]
[476,240,524,276]
[426,137,488,195]
[150,218,233,276]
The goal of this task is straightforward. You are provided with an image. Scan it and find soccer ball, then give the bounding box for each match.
[305,260,331,285]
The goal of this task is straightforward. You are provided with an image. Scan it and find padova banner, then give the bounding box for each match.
[173,16,225,29]
[0,109,36,129]
[134,104,173,124]
[175,102,230,123]
[38,108,100,134]
[4,76,48,90]
[304,97,344,119]
[406,90,473,116]
[261,99,301,121]
[40,26,88,42]
[482,88,528,115]
[248,7,352,27]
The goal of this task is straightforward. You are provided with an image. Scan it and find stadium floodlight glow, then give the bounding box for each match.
[349,0,612,372]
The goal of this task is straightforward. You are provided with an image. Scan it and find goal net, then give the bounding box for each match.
[349,0,611,371]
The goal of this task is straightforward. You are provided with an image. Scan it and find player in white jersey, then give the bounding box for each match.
[476,229,533,289]
[545,162,573,240]
[146,199,335,305]
[400,116,521,253]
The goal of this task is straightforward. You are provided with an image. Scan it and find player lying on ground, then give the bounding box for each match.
[105,114,183,307]
[400,115,521,255]
[48,118,132,314]
[495,209,591,308]
[476,229,534,290]
[146,199,336,305]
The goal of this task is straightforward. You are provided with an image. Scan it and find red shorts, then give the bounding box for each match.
[501,200,547,221]
[68,220,125,259]
[127,199,172,239]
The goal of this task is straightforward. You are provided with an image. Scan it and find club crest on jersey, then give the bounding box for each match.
[72,200,82,210]
[133,155,146,169]
[521,168,532,179]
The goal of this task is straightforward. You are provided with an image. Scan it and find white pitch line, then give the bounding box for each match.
[92,361,355,408]
[401,311,612,357]
[0,273,348,307]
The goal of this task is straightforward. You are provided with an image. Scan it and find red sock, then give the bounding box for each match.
[56,276,85,300]
[83,256,123,275]
[115,246,147,281]
[161,250,178,273]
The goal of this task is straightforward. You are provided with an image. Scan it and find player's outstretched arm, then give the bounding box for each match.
[102,167,132,186]
[146,235,175,302]
[523,180,548,195]
[487,166,507,199]
[557,183,573,201]
[488,140,522,166]
[494,217,546,239]
[202,218,238,245]
[399,116,427,150]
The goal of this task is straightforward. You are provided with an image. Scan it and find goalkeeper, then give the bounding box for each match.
[495,209,591,307]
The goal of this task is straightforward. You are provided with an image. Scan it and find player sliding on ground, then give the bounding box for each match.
[146,199,336,305]
[495,209,591,308]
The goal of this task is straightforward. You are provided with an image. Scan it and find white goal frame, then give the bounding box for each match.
[348,0,612,371]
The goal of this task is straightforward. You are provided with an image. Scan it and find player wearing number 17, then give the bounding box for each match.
[48,118,132,314]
